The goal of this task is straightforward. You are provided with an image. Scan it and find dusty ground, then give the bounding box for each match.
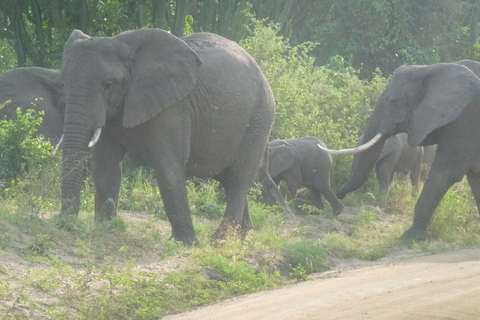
[164,247,480,320]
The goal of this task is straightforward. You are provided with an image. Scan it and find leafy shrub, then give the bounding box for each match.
[0,106,53,191]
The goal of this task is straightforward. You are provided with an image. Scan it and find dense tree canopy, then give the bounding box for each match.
[1,0,479,76]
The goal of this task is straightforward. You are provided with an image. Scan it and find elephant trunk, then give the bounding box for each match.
[60,102,101,216]
[337,125,388,199]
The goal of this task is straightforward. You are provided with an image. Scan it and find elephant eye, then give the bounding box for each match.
[103,82,113,90]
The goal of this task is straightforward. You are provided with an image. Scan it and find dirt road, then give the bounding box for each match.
[164,248,480,320]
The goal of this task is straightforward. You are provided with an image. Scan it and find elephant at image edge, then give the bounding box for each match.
[58,29,277,245]
[0,67,64,144]
[350,133,424,194]
[263,137,344,215]
[320,60,480,240]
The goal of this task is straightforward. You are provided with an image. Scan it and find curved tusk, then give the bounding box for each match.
[52,134,64,157]
[317,133,385,155]
[88,127,102,148]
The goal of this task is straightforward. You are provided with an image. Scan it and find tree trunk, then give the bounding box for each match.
[152,0,168,29]
[172,0,187,36]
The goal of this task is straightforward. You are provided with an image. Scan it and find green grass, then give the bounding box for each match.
[3,168,480,319]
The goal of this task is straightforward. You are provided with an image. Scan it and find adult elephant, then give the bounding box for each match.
[0,67,64,144]
[58,29,278,245]
[347,133,424,195]
[318,60,480,240]
[263,137,344,215]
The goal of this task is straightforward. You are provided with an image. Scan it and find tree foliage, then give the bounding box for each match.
[0,104,52,189]
[1,0,479,76]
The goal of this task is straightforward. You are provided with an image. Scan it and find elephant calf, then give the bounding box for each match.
[350,133,424,195]
[264,137,344,215]
[374,133,424,191]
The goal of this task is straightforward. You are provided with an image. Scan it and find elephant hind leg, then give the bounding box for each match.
[375,157,396,190]
[314,185,344,215]
[309,188,324,212]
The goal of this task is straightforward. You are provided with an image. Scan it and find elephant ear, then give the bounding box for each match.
[115,29,202,128]
[268,144,296,178]
[408,63,480,146]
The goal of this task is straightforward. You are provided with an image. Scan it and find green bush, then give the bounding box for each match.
[0,105,54,193]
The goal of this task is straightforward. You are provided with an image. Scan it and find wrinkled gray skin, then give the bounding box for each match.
[59,29,277,245]
[337,60,480,240]
[264,137,344,215]
[349,133,424,193]
[0,67,64,144]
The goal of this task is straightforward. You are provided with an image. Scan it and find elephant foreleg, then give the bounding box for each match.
[375,157,396,190]
[403,162,464,240]
[309,188,324,211]
[92,138,126,223]
[156,169,196,245]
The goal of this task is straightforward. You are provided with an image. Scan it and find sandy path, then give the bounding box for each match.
[164,248,480,320]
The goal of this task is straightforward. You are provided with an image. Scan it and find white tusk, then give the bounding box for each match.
[52,134,64,157]
[317,133,384,155]
[88,127,102,148]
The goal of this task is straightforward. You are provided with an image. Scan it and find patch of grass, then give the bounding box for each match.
[29,233,55,257]
[284,239,328,274]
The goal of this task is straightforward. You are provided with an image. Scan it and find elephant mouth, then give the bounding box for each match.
[53,127,102,156]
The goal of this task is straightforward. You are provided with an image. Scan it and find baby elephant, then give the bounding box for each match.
[265,137,344,215]
[364,132,424,191]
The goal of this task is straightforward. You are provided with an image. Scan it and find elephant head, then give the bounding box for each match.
[268,142,297,180]
[320,63,480,199]
[0,67,64,145]
[59,29,201,215]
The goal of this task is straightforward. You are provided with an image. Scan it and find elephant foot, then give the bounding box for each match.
[211,221,251,242]
[94,198,117,223]
[333,203,345,216]
[60,197,80,216]
[336,191,347,199]
[169,235,197,246]
[401,225,429,241]
[294,207,310,215]
[53,213,80,232]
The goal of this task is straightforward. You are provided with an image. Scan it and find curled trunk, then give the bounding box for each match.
[337,131,388,199]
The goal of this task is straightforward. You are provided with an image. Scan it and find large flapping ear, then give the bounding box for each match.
[66,29,90,46]
[408,63,480,146]
[268,144,296,178]
[114,29,201,128]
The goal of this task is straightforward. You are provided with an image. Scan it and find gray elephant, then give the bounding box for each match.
[0,67,64,144]
[354,132,424,192]
[318,60,480,240]
[263,137,344,215]
[57,29,278,245]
